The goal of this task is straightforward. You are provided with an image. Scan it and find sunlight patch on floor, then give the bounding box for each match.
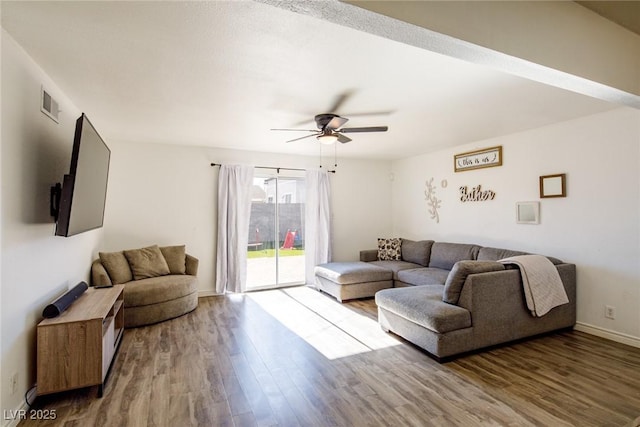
[246,286,400,360]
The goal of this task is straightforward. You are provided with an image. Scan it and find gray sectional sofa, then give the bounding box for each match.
[315,239,576,360]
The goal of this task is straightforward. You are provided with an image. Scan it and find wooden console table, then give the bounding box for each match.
[37,285,125,397]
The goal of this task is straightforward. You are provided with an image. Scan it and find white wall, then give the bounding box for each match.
[391,107,640,345]
[103,142,392,294]
[1,31,105,421]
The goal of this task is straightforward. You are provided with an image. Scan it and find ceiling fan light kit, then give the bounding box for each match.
[317,133,339,145]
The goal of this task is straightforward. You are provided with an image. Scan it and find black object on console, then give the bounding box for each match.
[42,281,89,318]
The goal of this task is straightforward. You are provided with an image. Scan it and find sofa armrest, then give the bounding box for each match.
[360,249,378,262]
[457,265,576,309]
[186,254,199,276]
[457,264,576,338]
[457,270,522,314]
[91,259,113,287]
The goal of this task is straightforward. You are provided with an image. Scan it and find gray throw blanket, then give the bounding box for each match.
[499,255,569,317]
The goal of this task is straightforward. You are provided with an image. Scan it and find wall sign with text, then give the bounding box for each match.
[454,146,502,172]
[459,185,496,202]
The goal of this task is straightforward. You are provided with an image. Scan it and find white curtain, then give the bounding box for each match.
[305,169,332,284]
[215,164,254,293]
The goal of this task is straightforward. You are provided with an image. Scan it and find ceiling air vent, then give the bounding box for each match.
[41,86,59,123]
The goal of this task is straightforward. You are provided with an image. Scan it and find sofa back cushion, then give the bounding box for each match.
[99,251,133,284]
[477,246,563,265]
[160,245,187,275]
[401,239,434,267]
[360,249,378,262]
[124,245,171,280]
[443,261,505,304]
[429,242,481,270]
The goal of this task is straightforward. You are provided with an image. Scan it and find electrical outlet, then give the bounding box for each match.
[10,373,18,395]
[605,305,616,319]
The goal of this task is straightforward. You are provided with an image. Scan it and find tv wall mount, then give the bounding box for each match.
[50,183,62,220]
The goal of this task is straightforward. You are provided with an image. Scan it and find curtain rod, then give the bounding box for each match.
[210,163,335,173]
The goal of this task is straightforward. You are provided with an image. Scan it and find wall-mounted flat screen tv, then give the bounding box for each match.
[54,113,110,237]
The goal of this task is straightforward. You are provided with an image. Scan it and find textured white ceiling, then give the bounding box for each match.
[1,1,619,160]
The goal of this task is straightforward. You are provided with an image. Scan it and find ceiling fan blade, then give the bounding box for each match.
[286,133,318,143]
[325,116,349,130]
[340,126,388,133]
[291,117,316,126]
[271,128,317,132]
[328,90,355,113]
[337,133,352,144]
[339,110,395,117]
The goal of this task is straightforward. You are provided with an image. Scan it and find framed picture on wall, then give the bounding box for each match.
[540,173,566,198]
[516,202,540,224]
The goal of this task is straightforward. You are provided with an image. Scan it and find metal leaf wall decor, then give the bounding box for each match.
[424,178,442,223]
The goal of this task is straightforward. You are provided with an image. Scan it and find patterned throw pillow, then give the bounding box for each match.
[377,238,402,260]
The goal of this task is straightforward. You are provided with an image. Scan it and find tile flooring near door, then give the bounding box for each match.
[21,286,640,427]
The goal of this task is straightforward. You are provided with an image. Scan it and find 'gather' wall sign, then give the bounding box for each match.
[460,185,496,202]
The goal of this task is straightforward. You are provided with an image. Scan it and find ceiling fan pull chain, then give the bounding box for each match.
[334,141,338,169]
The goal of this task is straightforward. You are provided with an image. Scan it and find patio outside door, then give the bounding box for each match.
[246,173,306,290]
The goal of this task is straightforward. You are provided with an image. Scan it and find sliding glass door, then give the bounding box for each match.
[246,173,305,290]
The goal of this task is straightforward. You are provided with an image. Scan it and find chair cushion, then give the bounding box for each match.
[429,242,481,270]
[443,261,505,304]
[160,245,186,275]
[378,238,401,260]
[124,245,170,280]
[124,274,198,307]
[376,286,471,334]
[99,251,133,285]
[397,267,450,286]
[401,239,434,267]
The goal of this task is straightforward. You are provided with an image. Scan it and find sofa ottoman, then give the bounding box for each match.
[314,262,393,302]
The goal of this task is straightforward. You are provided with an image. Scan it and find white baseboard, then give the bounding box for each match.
[2,386,37,427]
[575,322,640,348]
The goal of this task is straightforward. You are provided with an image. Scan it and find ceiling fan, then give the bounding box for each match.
[272,90,391,144]
[271,113,388,144]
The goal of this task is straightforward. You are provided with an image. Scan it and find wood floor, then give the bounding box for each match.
[23,286,640,427]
